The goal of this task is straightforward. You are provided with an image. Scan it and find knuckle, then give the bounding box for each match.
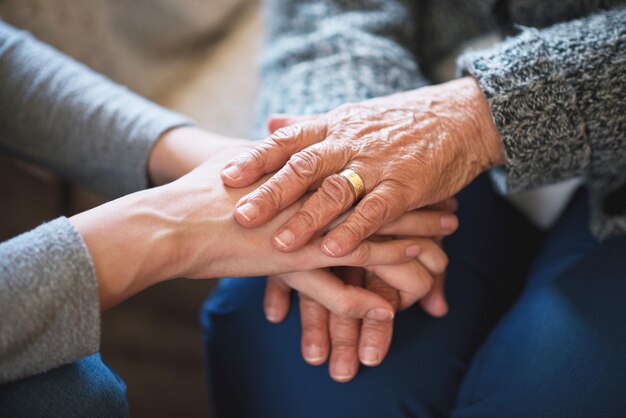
[321,175,354,206]
[287,148,321,179]
[361,321,390,337]
[293,210,318,231]
[301,321,326,336]
[242,147,267,168]
[414,271,434,296]
[255,182,285,209]
[424,243,449,274]
[434,252,449,274]
[357,194,391,225]
[330,334,358,349]
[333,294,359,318]
[341,223,365,246]
[271,124,302,142]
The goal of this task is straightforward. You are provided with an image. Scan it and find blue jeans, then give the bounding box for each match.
[202,174,626,418]
[0,353,129,418]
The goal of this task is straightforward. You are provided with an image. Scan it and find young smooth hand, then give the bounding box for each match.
[71,128,439,312]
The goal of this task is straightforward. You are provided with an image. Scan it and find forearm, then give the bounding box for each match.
[148,127,253,186]
[458,5,626,192]
[70,189,184,310]
[72,138,253,309]
[0,21,191,197]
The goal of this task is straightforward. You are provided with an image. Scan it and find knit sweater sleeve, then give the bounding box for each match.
[0,218,100,384]
[254,0,429,138]
[0,20,192,198]
[458,6,626,194]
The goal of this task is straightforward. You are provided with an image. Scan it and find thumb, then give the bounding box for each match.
[267,113,318,133]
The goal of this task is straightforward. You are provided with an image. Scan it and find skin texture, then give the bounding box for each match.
[256,121,457,382]
[221,77,505,259]
[264,214,453,382]
[70,127,457,315]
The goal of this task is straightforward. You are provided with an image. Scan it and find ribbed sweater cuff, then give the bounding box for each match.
[458,29,590,193]
[0,217,100,383]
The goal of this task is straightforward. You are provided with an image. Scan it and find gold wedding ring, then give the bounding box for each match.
[338,169,365,200]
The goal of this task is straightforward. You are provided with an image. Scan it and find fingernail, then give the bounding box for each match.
[322,240,341,256]
[366,308,395,321]
[440,214,458,233]
[237,203,259,222]
[265,307,280,323]
[304,345,325,363]
[274,229,294,249]
[405,245,421,258]
[222,165,242,181]
[332,362,353,382]
[361,347,380,366]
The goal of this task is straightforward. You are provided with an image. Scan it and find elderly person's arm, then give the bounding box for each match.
[224,5,626,256]
[458,6,626,239]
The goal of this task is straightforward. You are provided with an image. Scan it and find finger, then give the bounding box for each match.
[328,268,363,382]
[368,259,434,309]
[375,210,459,237]
[322,184,407,257]
[267,114,317,133]
[301,237,423,271]
[299,293,330,365]
[425,197,458,212]
[281,269,394,321]
[263,276,292,323]
[413,238,449,277]
[420,271,449,318]
[221,118,327,188]
[233,140,353,228]
[359,275,397,367]
[271,165,380,252]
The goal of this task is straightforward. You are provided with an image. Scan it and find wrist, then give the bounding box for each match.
[71,188,184,310]
[148,126,252,186]
[464,76,506,168]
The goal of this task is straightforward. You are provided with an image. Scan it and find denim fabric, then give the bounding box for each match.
[0,353,129,418]
[201,174,626,418]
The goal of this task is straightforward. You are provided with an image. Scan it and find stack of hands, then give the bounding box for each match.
[217,77,503,382]
[74,76,502,383]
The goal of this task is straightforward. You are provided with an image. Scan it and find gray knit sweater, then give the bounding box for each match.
[255,0,626,240]
[0,21,189,383]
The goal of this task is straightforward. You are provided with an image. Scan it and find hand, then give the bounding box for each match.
[264,201,455,319]
[263,203,455,382]
[148,126,251,186]
[266,267,447,382]
[71,143,431,311]
[221,77,504,257]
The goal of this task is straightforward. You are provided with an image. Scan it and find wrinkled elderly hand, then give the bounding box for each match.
[221,77,504,257]
[263,202,455,382]
[266,266,447,382]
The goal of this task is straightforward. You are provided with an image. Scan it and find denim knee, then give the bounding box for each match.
[0,353,128,418]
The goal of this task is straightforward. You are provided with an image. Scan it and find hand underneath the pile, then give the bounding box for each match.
[263,201,456,382]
